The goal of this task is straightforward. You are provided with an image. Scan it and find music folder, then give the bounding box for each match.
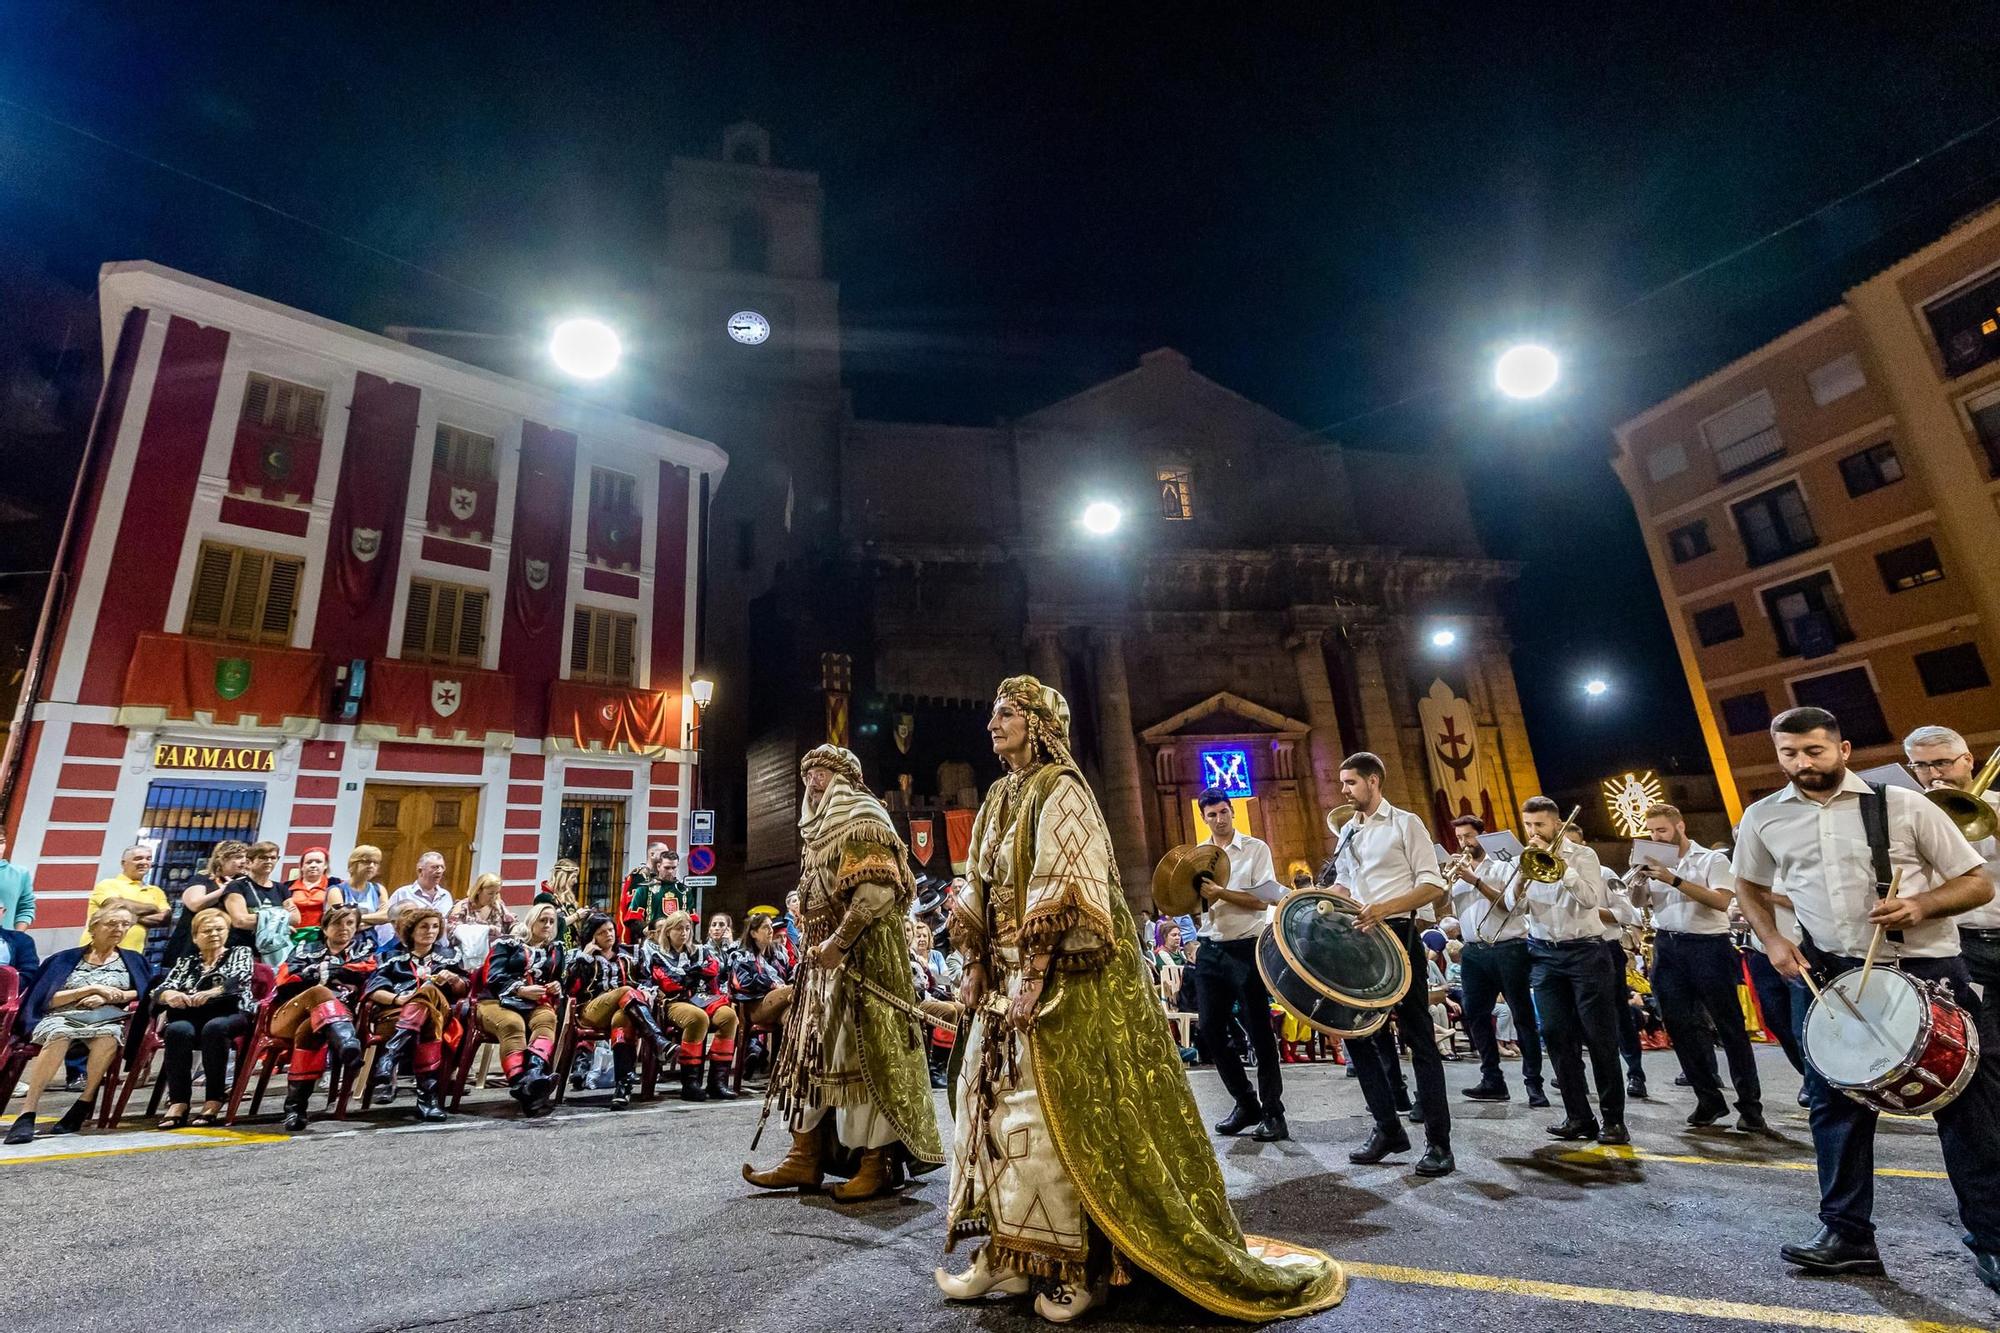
[1476,831,1524,862]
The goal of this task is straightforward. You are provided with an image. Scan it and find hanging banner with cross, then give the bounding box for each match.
[1416,676,1498,835]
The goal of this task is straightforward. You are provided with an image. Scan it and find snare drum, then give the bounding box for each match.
[1254,889,1411,1040]
[1802,966,1980,1118]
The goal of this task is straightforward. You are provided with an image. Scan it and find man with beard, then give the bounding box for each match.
[1734,706,2000,1293]
[743,746,944,1202]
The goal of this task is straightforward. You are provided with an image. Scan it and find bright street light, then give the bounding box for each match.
[1495,343,1559,399]
[1079,501,1123,536]
[1430,628,1457,649]
[1582,677,1610,698]
[690,675,715,709]
[549,317,622,379]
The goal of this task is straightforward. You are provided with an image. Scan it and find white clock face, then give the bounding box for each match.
[727,310,771,345]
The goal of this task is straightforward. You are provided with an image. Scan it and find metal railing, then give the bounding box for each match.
[1713,425,1785,479]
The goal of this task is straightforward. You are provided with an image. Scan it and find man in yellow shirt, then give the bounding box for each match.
[82,845,169,951]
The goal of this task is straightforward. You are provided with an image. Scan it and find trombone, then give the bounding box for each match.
[1926,746,2000,842]
[1519,805,1583,884]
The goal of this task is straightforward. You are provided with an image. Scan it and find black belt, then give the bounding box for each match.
[1961,927,2000,939]
[1656,929,1730,940]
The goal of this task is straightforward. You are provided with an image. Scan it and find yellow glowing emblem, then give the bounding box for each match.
[1601,770,1667,838]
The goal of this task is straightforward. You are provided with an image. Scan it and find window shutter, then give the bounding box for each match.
[570,607,591,674]
[591,610,612,680]
[260,556,301,641]
[226,550,267,637]
[187,545,235,632]
[456,589,487,663]
[432,584,465,660]
[402,580,434,657]
[611,613,635,684]
[241,375,270,425]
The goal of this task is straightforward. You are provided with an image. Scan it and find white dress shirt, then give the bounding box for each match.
[1196,831,1277,942]
[1449,855,1526,944]
[1732,770,1986,959]
[1953,792,2000,930]
[1631,842,1734,935]
[1332,801,1445,921]
[1599,875,1641,942]
[1507,841,1606,942]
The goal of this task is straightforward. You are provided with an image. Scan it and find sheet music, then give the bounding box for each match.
[1628,839,1679,870]
[1855,762,1924,794]
[1476,831,1525,862]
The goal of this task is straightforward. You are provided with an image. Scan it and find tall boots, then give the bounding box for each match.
[310,1000,364,1078]
[679,1060,705,1102]
[706,1055,738,1100]
[610,1041,637,1109]
[368,1017,422,1104]
[282,1079,315,1132]
[628,998,671,1050]
[829,1147,897,1203]
[744,1121,825,1191]
[412,1040,448,1122]
[519,1034,556,1114]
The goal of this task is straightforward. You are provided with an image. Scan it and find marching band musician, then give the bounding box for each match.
[1510,796,1628,1146]
[1627,803,1763,1130]
[1447,815,1548,1107]
[1332,752,1454,1177]
[1734,706,2000,1292]
[1192,785,1289,1142]
[1904,726,2000,1005]
[1594,862,1650,1102]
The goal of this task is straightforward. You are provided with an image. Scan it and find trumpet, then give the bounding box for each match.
[1519,805,1583,884]
[1926,746,2000,842]
[1325,803,1357,835]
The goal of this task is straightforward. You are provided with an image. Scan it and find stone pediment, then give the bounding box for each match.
[1140,691,1311,742]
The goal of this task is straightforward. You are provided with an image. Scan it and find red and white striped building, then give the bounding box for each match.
[6,263,724,951]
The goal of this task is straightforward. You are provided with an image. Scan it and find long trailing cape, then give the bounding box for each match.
[975,761,1344,1320]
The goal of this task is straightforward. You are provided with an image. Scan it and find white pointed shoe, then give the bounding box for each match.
[935,1250,1030,1300]
[1034,1280,1106,1323]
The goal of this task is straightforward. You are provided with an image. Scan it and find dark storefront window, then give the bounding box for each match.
[139,780,266,966]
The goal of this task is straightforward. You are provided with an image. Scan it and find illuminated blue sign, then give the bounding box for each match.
[1199,747,1253,799]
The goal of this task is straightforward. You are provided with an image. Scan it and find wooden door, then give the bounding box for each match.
[359,783,482,894]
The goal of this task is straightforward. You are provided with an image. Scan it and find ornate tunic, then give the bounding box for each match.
[948,762,1344,1319]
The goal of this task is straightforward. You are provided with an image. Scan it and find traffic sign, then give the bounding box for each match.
[683,874,718,888]
[691,810,715,846]
[686,846,716,876]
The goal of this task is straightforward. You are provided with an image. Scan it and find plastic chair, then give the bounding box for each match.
[114,964,274,1125]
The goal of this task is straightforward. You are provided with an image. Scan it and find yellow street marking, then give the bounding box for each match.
[0,1126,286,1166]
[1346,1260,1986,1333]
[1560,1142,1948,1181]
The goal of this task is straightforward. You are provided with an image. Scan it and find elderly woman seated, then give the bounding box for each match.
[154,906,260,1128]
[5,906,152,1144]
[364,907,469,1122]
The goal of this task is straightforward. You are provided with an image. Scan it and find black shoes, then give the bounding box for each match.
[708,1060,740,1100]
[1597,1122,1630,1146]
[1780,1227,1884,1276]
[50,1096,93,1136]
[1214,1104,1262,1136]
[413,1074,447,1123]
[1797,1089,1812,1109]
[1688,1096,1729,1128]
[1626,1077,1649,1100]
[281,1082,314,1132]
[1976,1249,2000,1296]
[1348,1127,1412,1164]
[1545,1117,1599,1141]
[1736,1110,1769,1134]
[1527,1087,1551,1109]
[4,1112,35,1145]
[1462,1083,1510,1102]
[1415,1143,1455,1177]
[1253,1112,1290,1142]
[1406,1104,1426,1123]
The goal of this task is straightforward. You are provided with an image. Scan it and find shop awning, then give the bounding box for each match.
[357,658,515,749]
[118,631,325,736]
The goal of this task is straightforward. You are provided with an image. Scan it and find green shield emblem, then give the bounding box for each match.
[215,657,252,701]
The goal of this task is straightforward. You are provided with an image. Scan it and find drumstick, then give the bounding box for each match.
[1857,869,1899,999]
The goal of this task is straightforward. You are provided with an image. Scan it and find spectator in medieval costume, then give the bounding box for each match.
[621,843,683,942]
[564,911,671,1108]
[269,903,374,1130]
[364,907,469,1121]
[744,745,945,1204]
[640,911,739,1101]
[476,902,564,1114]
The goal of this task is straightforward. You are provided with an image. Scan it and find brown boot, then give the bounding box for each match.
[828,1146,896,1202]
[743,1128,823,1191]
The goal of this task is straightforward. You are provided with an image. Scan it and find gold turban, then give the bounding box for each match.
[799,744,866,788]
[995,674,1077,768]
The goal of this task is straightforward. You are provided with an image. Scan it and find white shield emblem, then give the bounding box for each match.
[350,528,381,562]
[449,486,477,521]
[524,558,550,591]
[431,679,462,718]
[598,701,619,725]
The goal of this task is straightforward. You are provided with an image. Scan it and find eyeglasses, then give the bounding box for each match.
[1908,757,1969,774]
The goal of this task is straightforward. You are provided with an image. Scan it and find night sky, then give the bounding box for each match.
[9,3,2000,789]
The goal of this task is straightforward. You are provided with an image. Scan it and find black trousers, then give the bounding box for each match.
[1348,918,1449,1145]
[1652,931,1762,1114]
[1193,936,1282,1116]
[1603,940,1646,1083]
[1799,942,2000,1256]
[162,1002,253,1105]
[1743,947,1806,1075]
[1459,937,1544,1094]
[1961,927,2000,1000]
[1530,939,1625,1127]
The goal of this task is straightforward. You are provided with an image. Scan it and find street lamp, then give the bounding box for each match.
[549,317,622,380]
[690,675,715,710]
[1582,677,1609,699]
[1429,628,1458,649]
[1079,501,1123,536]
[689,673,715,810]
[1495,343,1559,400]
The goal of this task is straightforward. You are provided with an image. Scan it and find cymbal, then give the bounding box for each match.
[1325,803,1356,835]
[1152,843,1227,917]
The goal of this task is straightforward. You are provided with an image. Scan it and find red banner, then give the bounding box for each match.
[426,463,498,544]
[586,498,643,572]
[547,680,677,757]
[943,808,974,875]
[228,419,321,506]
[906,815,937,866]
[507,422,576,640]
[118,631,326,735]
[357,658,515,748]
[326,374,420,622]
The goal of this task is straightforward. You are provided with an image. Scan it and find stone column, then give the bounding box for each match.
[1347,628,1417,810]
[1027,627,1066,695]
[1287,628,1345,853]
[1091,629,1153,902]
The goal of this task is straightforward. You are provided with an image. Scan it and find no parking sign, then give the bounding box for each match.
[686,846,716,876]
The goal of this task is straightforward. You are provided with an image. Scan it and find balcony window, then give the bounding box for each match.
[1923,267,2000,379]
[1789,666,1892,747]
[229,372,326,504]
[1732,482,1817,566]
[401,577,488,667]
[1968,394,2000,477]
[1667,519,1712,564]
[1701,390,1784,479]
[1915,642,1991,697]
[1875,538,1944,593]
[1760,571,1852,659]
[1718,691,1771,735]
[1646,442,1688,482]
[571,606,637,685]
[1838,441,1903,497]
[1692,602,1743,647]
[183,541,303,647]
[1806,352,1866,406]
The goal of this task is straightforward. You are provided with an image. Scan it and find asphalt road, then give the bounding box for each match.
[6,1048,1995,1333]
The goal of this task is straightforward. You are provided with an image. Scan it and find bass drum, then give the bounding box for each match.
[1255,889,1411,1040]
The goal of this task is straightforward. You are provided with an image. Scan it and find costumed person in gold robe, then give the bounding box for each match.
[937,675,1345,1324]
[743,745,946,1201]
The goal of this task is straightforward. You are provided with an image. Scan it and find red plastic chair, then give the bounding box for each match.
[113,963,274,1125]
